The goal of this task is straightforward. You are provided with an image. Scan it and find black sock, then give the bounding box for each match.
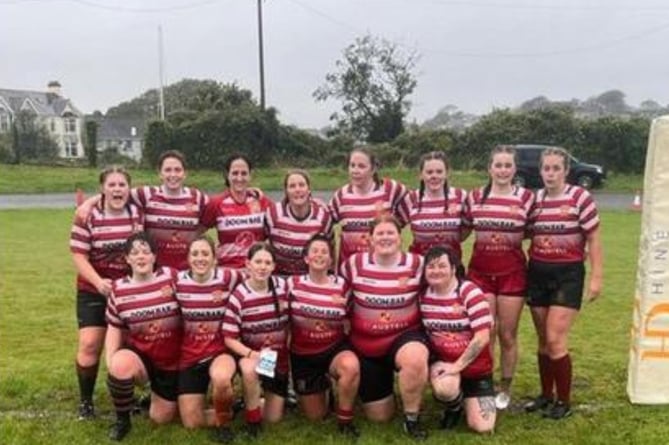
[76,361,99,402]
[107,375,134,421]
[442,392,463,411]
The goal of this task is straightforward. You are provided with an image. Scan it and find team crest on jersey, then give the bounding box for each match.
[132,222,142,233]
[509,204,520,214]
[379,311,392,322]
[397,276,409,289]
[235,231,255,248]
[185,203,195,213]
[263,334,274,346]
[560,205,571,216]
[448,204,460,216]
[451,304,465,315]
[248,199,261,213]
[331,294,346,305]
[212,290,225,303]
[161,285,174,298]
[374,200,385,216]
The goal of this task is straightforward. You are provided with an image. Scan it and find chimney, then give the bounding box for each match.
[47,81,62,96]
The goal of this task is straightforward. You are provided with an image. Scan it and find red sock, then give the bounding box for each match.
[213,387,233,427]
[538,353,554,399]
[336,407,354,425]
[245,407,262,424]
[552,354,572,405]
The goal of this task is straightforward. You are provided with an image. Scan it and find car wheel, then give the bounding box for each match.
[512,174,526,187]
[576,174,594,189]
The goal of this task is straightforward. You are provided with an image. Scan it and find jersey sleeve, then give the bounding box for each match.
[222,292,243,339]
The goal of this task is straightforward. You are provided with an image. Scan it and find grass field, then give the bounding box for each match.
[1,209,667,444]
[0,164,643,194]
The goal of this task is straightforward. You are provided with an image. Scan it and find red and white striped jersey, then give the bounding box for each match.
[528,185,600,263]
[175,267,243,368]
[70,203,143,293]
[106,267,182,371]
[341,252,423,358]
[287,274,351,355]
[398,187,468,259]
[222,277,290,373]
[201,189,272,269]
[420,280,493,378]
[131,186,208,270]
[265,200,333,276]
[329,178,407,267]
[465,185,534,274]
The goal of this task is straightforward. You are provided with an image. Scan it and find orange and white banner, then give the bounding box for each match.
[627,115,669,403]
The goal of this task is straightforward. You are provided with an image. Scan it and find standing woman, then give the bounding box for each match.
[175,236,243,443]
[265,170,333,276]
[70,166,142,419]
[105,232,182,441]
[341,215,429,439]
[398,151,468,259]
[330,147,407,267]
[76,150,208,270]
[202,154,272,269]
[464,145,534,406]
[420,246,496,433]
[524,147,602,419]
[288,234,360,437]
[222,243,290,436]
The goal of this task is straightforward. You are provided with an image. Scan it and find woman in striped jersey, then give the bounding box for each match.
[105,232,182,441]
[222,243,290,436]
[341,215,429,440]
[70,166,142,421]
[265,170,333,276]
[330,147,407,267]
[420,246,496,434]
[398,151,468,260]
[524,147,602,420]
[464,145,534,408]
[76,150,209,270]
[175,236,243,443]
[288,234,360,437]
[202,154,273,269]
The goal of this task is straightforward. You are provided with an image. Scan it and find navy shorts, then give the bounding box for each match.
[527,260,585,310]
[76,291,107,328]
[291,341,353,396]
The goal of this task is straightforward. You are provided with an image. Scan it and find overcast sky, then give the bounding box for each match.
[1,0,668,128]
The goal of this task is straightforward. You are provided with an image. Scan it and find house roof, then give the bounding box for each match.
[0,88,81,117]
[89,116,145,140]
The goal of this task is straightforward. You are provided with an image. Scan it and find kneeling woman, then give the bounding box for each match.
[222,243,290,436]
[420,246,496,434]
[105,232,182,441]
[288,234,360,436]
[175,236,243,442]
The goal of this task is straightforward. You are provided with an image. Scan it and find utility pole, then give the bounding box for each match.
[257,0,266,110]
[158,25,166,120]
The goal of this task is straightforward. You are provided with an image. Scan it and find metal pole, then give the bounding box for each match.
[158,25,166,120]
[257,0,266,110]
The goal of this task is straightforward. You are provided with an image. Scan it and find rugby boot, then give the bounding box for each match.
[542,401,572,420]
[77,400,95,420]
[524,395,553,413]
[403,418,428,441]
[338,422,361,439]
[212,425,236,443]
[108,418,132,441]
[439,406,462,430]
[245,421,262,439]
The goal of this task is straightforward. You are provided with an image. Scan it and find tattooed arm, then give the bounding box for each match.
[453,328,490,373]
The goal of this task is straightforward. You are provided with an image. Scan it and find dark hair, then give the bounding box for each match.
[482,145,517,203]
[540,146,570,172]
[421,245,466,293]
[282,169,312,205]
[303,232,333,259]
[369,214,402,235]
[349,147,381,186]
[158,150,186,170]
[124,231,157,256]
[247,242,281,317]
[223,154,252,188]
[99,165,131,215]
[187,234,216,257]
[418,151,450,213]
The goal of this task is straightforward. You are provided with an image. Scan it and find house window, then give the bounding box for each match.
[64,117,77,134]
[65,140,78,157]
[0,109,10,133]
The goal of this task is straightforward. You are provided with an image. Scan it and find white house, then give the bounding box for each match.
[92,117,144,162]
[0,81,85,159]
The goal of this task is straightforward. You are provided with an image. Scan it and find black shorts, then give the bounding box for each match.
[178,358,214,395]
[527,260,585,310]
[291,341,353,396]
[462,374,495,398]
[76,291,107,328]
[129,347,179,402]
[357,330,429,404]
[260,373,289,398]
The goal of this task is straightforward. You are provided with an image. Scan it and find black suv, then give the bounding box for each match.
[512,144,606,189]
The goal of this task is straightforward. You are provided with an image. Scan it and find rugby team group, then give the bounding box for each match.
[69,144,602,441]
